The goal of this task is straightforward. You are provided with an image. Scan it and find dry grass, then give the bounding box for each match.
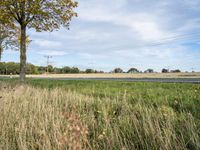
[1,72,200,79]
[0,83,90,150]
[0,81,199,150]
[27,72,200,79]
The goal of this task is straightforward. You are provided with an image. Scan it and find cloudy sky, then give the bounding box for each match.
[2,0,200,72]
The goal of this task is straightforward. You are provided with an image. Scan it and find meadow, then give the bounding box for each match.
[0,78,199,150]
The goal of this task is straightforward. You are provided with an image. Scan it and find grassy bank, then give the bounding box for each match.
[0,79,199,149]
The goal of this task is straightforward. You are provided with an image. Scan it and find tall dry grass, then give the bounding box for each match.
[0,82,199,150]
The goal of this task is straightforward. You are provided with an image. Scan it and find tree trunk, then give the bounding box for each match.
[0,45,2,62]
[20,25,27,81]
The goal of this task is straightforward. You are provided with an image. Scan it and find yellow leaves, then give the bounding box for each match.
[0,23,19,52]
[0,0,78,32]
[17,34,32,46]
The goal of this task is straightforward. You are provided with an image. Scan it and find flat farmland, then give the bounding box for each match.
[1,73,200,79]
[26,72,200,79]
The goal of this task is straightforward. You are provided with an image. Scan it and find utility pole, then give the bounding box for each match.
[167,66,170,73]
[44,55,52,74]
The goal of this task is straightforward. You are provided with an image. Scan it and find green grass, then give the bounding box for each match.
[4,78,200,119]
[0,78,200,149]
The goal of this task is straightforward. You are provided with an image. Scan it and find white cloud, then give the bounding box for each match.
[34,39,62,48]
[78,1,172,42]
[178,18,200,32]
[37,50,68,56]
[120,15,170,41]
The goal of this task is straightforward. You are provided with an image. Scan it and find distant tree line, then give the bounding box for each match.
[0,62,38,75]
[0,62,105,75]
[112,68,182,73]
[112,68,149,73]
[161,68,181,73]
[0,62,184,75]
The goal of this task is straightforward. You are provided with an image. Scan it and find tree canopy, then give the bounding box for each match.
[0,0,78,31]
[127,68,139,73]
[113,68,123,73]
[0,24,18,61]
[144,69,154,73]
[0,25,32,61]
[0,0,78,81]
[162,68,169,73]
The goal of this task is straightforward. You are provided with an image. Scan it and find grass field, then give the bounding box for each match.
[0,78,200,149]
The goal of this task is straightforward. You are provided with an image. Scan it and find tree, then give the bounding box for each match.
[144,69,154,73]
[0,23,18,61]
[46,65,54,73]
[5,62,20,75]
[171,69,181,73]
[0,0,78,81]
[25,63,37,74]
[71,67,80,73]
[53,67,62,74]
[113,68,123,73]
[38,66,46,74]
[0,24,32,62]
[0,62,6,74]
[85,69,95,73]
[162,68,169,73]
[127,68,139,73]
[62,66,71,73]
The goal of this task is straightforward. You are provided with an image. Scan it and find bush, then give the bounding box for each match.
[171,69,181,73]
[162,68,169,73]
[85,69,95,73]
[127,68,139,73]
[113,68,123,73]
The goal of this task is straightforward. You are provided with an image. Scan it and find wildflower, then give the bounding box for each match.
[174,100,178,104]
[97,110,101,113]
[98,134,104,140]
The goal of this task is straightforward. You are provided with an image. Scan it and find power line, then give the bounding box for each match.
[134,32,200,48]
[105,32,200,51]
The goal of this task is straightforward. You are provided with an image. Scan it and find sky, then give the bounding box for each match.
[2,0,200,72]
